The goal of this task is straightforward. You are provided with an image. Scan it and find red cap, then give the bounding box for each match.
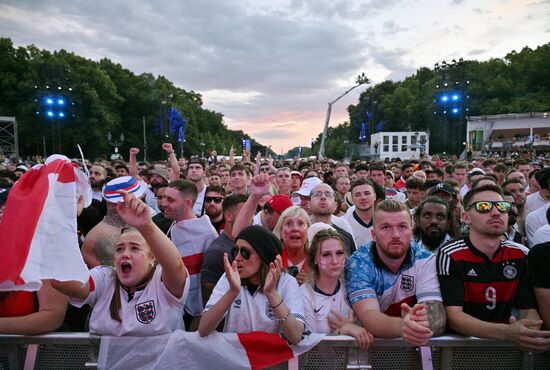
[267,195,293,214]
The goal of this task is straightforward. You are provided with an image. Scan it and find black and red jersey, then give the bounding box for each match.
[436,237,536,323]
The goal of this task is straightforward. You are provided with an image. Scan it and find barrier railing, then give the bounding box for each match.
[1,333,550,369]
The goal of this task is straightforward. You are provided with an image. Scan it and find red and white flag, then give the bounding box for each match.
[0,155,91,291]
[98,330,324,370]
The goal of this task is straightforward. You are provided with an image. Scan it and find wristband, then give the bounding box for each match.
[270,298,284,309]
[277,310,292,323]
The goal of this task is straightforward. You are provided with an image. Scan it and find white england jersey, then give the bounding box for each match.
[204,272,305,334]
[69,265,189,336]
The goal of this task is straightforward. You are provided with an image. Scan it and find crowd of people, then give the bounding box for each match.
[2,144,550,355]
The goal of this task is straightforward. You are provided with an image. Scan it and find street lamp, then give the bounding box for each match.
[107,131,125,160]
[318,73,370,159]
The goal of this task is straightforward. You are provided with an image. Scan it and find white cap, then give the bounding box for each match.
[307,222,336,242]
[292,177,322,197]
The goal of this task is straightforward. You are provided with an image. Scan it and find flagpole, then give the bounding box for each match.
[318,73,369,159]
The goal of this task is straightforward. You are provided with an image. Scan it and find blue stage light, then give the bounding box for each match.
[47,111,54,117]
[58,99,65,105]
[452,94,460,101]
[59,112,65,118]
[441,95,449,103]
[452,108,459,114]
[46,98,54,105]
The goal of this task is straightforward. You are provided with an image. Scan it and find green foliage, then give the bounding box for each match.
[0,38,271,160]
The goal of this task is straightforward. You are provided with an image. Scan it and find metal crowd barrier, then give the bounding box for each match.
[1,333,550,370]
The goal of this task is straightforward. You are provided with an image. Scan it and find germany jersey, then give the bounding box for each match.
[436,237,536,323]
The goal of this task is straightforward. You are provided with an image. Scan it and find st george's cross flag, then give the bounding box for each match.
[0,154,92,291]
[98,330,325,370]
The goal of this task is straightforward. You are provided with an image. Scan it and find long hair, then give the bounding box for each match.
[108,228,156,323]
[306,229,346,286]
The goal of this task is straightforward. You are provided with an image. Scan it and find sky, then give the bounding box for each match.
[1,0,549,154]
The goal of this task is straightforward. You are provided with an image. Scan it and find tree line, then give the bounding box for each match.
[300,42,550,158]
[0,38,269,161]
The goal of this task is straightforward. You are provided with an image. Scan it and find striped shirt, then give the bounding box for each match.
[437,237,536,323]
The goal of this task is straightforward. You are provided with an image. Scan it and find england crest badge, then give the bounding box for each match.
[135,300,156,324]
[400,275,415,292]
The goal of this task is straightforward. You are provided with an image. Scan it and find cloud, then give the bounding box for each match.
[468,48,487,56]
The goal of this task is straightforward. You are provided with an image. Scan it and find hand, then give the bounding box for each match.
[249,173,271,197]
[162,143,174,154]
[224,252,241,293]
[255,151,262,162]
[229,146,235,157]
[401,303,433,346]
[264,255,282,295]
[115,190,152,229]
[338,323,374,351]
[328,310,355,332]
[295,270,307,285]
[507,316,550,353]
[130,147,140,157]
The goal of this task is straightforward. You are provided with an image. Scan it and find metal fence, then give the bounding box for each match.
[1,333,550,370]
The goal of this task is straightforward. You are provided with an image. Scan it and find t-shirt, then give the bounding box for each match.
[526,203,550,247]
[528,242,550,288]
[201,232,235,285]
[170,215,218,316]
[299,280,352,334]
[531,224,550,248]
[204,273,305,333]
[69,265,189,336]
[341,210,373,249]
[437,237,536,323]
[346,241,442,316]
[525,191,549,215]
[193,187,207,217]
[0,291,38,317]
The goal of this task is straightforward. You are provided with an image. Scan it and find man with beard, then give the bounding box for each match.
[346,200,446,346]
[413,197,452,251]
[309,183,356,254]
[89,165,108,201]
[503,192,523,244]
[437,184,550,352]
[204,185,226,234]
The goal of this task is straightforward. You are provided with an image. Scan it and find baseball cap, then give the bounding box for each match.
[187,157,206,169]
[292,177,322,197]
[266,195,293,214]
[429,182,456,196]
[307,222,336,242]
[469,167,485,175]
[290,170,303,179]
[102,176,146,203]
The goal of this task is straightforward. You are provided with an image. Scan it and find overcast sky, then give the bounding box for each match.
[1,0,549,153]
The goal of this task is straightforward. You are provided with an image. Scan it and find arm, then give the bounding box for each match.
[228,146,235,166]
[116,190,187,298]
[352,298,433,346]
[254,151,261,176]
[163,143,180,180]
[328,310,374,350]
[264,256,305,345]
[423,300,447,336]
[0,281,68,335]
[446,306,550,352]
[199,253,240,336]
[533,289,550,330]
[128,147,140,178]
[232,173,271,237]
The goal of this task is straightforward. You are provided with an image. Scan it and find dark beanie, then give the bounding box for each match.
[235,225,282,264]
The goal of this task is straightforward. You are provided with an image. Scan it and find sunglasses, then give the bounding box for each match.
[466,201,511,214]
[259,167,270,172]
[205,196,223,204]
[310,191,334,199]
[231,246,252,260]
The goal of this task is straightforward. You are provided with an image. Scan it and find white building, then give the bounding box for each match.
[370,131,430,160]
[466,112,550,156]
